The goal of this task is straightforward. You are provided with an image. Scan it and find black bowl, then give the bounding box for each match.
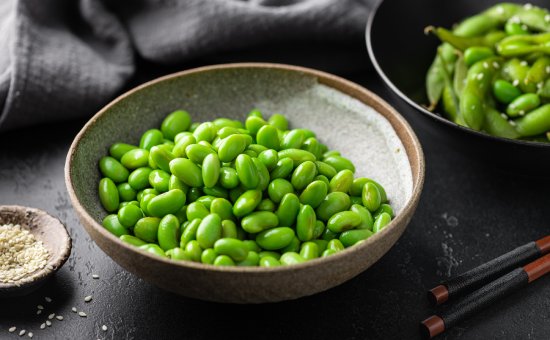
[367,0,550,175]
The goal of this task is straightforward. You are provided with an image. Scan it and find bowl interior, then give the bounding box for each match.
[72,66,414,221]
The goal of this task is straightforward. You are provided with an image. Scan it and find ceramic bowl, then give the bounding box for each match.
[0,205,71,298]
[65,63,424,303]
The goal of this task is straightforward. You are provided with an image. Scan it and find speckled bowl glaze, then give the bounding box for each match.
[65,63,424,303]
[0,205,72,298]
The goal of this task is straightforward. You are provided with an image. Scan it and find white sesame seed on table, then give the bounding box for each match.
[84,295,93,302]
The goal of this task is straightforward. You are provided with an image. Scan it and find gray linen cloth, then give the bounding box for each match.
[0,0,371,131]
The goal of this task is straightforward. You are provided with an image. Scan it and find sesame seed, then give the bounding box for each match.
[501,113,509,120]
[520,61,528,67]
[45,297,52,303]
[511,16,520,24]
[36,310,42,315]
[519,110,526,116]
[524,3,533,10]
[9,327,16,333]
[92,274,99,279]
[538,82,544,90]
[56,315,63,321]
[40,323,46,330]
[545,14,550,22]
[78,312,87,317]
[72,307,77,313]
[46,321,51,327]
[48,313,55,320]
[513,80,520,86]
[521,24,528,31]
[37,305,44,310]
[28,332,33,338]
[102,325,108,331]
[509,120,517,126]
[493,62,500,69]
[496,6,504,14]
[476,73,484,80]
[546,66,550,74]
[84,295,93,302]
[19,330,26,336]
[483,62,489,69]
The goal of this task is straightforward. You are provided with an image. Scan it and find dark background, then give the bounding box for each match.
[1,48,549,339]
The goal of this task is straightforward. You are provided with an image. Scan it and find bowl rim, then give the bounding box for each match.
[65,62,425,273]
[365,0,550,149]
[0,205,72,291]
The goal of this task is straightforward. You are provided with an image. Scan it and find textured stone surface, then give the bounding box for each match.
[0,67,549,339]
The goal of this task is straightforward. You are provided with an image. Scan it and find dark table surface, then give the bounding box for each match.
[1,54,549,340]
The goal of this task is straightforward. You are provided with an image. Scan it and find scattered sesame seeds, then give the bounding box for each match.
[46,321,52,327]
[48,313,55,320]
[519,110,526,116]
[84,295,93,302]
[524,3,533,10]
[496,6,504,14]
[545,14,550,22]
[493,62,500,69]
[92,274,99,279]
[501,113,509,120]
[483,62,489,69]
[546,66,550,74]
[36,310,42,315]
[19,330,26,336]
[509,120,517,126]
[37,305,44,310]
[513,79,520,86]
[45,297,52,303]
[521,24,528,31]
[56,315,64,321]
[40,323,46,330]
[78,312,87,317]
[476,73,484,80]
[520,61,528,67]
[511,16,521,24]
[102,325,108,332]
[9,327,16,333]
[28,332,33,338]
[538,82,544,90]
[72,307,77,313]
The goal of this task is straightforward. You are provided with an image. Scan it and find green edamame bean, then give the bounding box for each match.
[201,248,217,264]
[102,214,129,237]
[268,178,294,203]
[322,249,336,257]
[99,178,119,212]
[139,193,155,216]
[312,220,326,239]
[300,242,319,260]
[243,240,261,252]
[327,239,344,252]
[169,175,189,193]
[329,169,353,193]
[185,144,214,164]
[327,211,362,233]
[214,238,248,261]
[351,204,374,230]
[278,149,316,166]
[268,113,288,131]
[161,110,191,140]
[193,122,217,143]
[219,167,240,189]
[149,146,175,172]
[139,244,167,257]
[315,161,337,179]
[256,125,280,150]
[120,234,146,247]
[169,158,203,187]
[134,217,161,243]
[259,256,281,267]
[245,116,267,135]
[248,144,268,155]
[374,203,394,219]
[256,198,276,212]
[229,187,245,204]
[280,129,305,149]
[174,205,187,224]
[236,251,260,266]
[117,204,143,228]
[140,129,164,151]
[120,149,149,170]
[190,122,199,132]
[117,183,137,202]
[252,157,270,191]
[214,118,243,129]
[109,143,137,161]
[217,134,249,162]
[217,127,249,139]
[322,155,355,173]
[276,193,300,227]
[493,79,522,104]
[373,212,392,233]
[350,196,362,205]
[256,227,295,250]
[202,187,228,200]
[147,189,186,217]
[516,104,550,136]
[166,247,191,261]
[187,187,203,202]
[301,137,322,160]
[505,20,529,36]
[180,218,201,247]
[241,211,279,233]
[299,180,328,209]
[280,252,306,266]
[196,213,222,249]
[235,154,259,189]
[259,251,281,260]
[314,175,330,186]
[322,228,339,241]
[311,239,328,253]
[186,202,209,220]
[210,198,234,221]
[362,182,381,212]
[148,169,170,192]
[506,93,541,117]
[158,214,180,251]
[201,153,220,188]
[281,236,301,253]
[340,229,374,247]
[464,46,494,67]
[316,192,351,221]
[221,219,238,238]
[185,240,203,262]
[172,134,196,157]
[213,255,235,266]
[99,156,129,183]
[290,161,316,190]
[269,157,294,179]
[128,167,153,190]
[296,205,316,242]
[233,189,262,217]
[118,200,137,208]
[258,149,278,171]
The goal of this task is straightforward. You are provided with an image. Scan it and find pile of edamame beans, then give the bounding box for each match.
[97,109,393,267]
[426,2,550,142]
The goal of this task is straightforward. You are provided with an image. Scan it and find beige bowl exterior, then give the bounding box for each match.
[65,63,424,303]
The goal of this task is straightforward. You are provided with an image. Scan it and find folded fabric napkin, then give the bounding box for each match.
[0,0,371,131]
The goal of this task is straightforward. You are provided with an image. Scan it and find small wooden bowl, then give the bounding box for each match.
[0,205,72,298]
[65,63,424,303]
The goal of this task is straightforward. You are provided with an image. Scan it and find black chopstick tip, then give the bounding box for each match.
[420,315,445,338]
[428,285,449,305]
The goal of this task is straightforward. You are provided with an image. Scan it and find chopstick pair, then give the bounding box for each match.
[421,235,550,338]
